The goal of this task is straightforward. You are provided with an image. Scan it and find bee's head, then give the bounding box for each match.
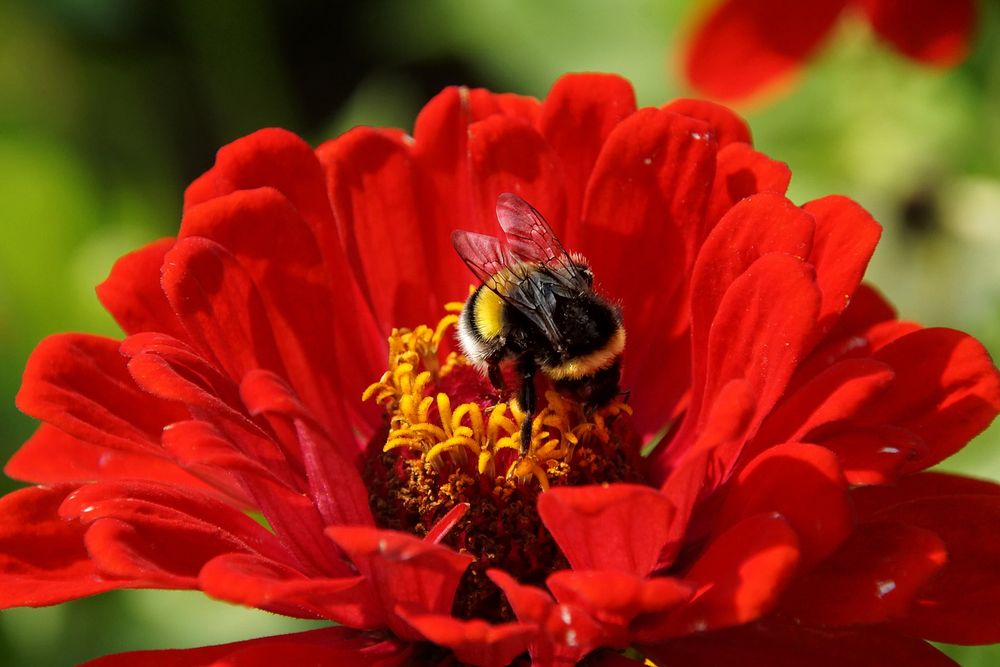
[569,251,594,287]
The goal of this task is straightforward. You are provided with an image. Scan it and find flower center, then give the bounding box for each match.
[362,307,641,621]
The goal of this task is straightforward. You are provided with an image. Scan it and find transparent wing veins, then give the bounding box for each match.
[451,194,588,353]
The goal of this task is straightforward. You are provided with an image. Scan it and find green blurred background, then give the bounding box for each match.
[1,1,998,664]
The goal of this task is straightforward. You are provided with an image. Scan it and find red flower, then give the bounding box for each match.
[3,73,1000,666]
[682,0,976,102]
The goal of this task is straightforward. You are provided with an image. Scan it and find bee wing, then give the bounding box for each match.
[450,229,524,295]
[451,226,567,354]
[495,193,589,291]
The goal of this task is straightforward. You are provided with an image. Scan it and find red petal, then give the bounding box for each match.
[547,570,692,630]
[857,0,974,66]
[690,194,814,352]
[803,196,882,337]
[481,90,541,121]
[61,481,290,587]
[866,328,1000,470]
[179,135,379,407]
[579,107,715,273]
[317,128,446,328]
[410,87,482,244]
[823,282,897,342]
[537,484,674,577]
[121,339,310,509]
[410,85,539,295]
[587,654,648,666]
[671,253,821,474]
[716,443,853,569]
[537,73,637,229]
[396,608,536,667]
[161,237,289,384]
[16,333,185,454]
[181,129,335,243]
[642,619,957,667]
[702,254,820,420]
[811,424,926,487]
[780,521,946,626]
[62,482,287,560]
[326,526,473,641]
[156,420,348,580]
[793,290,911,384]
[246,474,350,578]
[635,513,799,641]
[488,569,607,664]
[661,98,752,147]
[655,379,756,560]
[704,142,792,228]
[81,519,197,588]
[871,494,1000,644]
[183,168,217,210]
[865,319,924,353]
[684,194,815,444]
[293,418,371,527]
[95,237,186,339]
[0,485,131,607]
[682,0,847,101]
[122,334,294,484]
[751,357,894,453]
[180,188,379,444]
[199,553,382,626]
[82,627,413,667]
[579,107,716,436]
[122,333,244,413]
[682,379,757,464]
[5,425,214,493]
[424,502,470,545]
[119,340,339,578]
[852,471,1000,519]
[159,420,273,505]
[467,115,567,239]
[121,340,304,501]
[240,370,374,527]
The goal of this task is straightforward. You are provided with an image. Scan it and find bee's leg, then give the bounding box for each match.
[487,362,505,393]
[517,357,536,455]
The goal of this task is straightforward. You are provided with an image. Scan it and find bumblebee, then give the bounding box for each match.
[452,193,625,454]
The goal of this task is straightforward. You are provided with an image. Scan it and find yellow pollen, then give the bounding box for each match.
[363,310,632,488]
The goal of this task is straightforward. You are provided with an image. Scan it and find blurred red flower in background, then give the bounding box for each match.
[682,0,976,102]
[2,73,999,666]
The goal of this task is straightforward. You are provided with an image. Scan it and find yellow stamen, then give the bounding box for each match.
[477,450,494,476]
[437,393,455,437]
[364,312,631,488]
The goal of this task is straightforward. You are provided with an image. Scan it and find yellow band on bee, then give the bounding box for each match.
[473,287,505,339]
[544,326,625,380]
